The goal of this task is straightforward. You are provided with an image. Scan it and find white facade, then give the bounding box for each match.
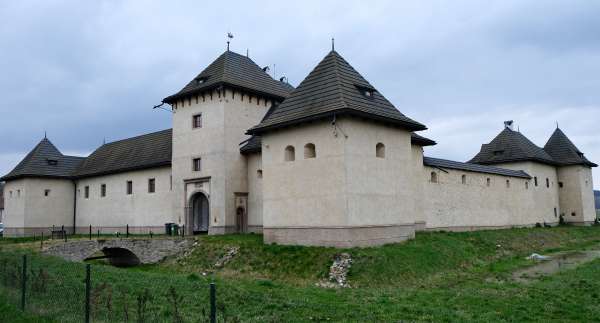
[2,50,597,245]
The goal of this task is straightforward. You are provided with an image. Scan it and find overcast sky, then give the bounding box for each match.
[1,1,599,188]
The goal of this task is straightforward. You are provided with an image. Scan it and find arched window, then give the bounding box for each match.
[376,143,385,158]
[486,178,491,187]
[284,146,295,162]
[461,175,467,185]
[430,172,438,183]
[304,143,316,159]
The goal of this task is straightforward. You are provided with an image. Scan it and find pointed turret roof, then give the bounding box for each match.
[544,128,597,167]
[0,138,84,181]
[247,50,426,134]
[469,127,556,166]
[163,50,293,104]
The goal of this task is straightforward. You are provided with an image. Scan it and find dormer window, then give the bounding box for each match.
[355,85,376,99]
[493,150,504,156]
[195,76,209,84]
[47,159,58,166]
[578,152,584,158]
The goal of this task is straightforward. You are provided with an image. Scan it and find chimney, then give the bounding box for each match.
[504,120,514,131]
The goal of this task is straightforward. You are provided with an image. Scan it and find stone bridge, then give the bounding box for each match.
[43,238,192,266]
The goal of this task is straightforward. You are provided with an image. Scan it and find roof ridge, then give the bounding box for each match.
[101,128,172,146]
[331,51,349,110]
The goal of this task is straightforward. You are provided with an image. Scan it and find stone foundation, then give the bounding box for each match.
[424,222,560,232]
[263,224,416,248]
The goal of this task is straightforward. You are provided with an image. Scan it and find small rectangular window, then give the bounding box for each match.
[558,182,564,188]
[85,186,89,199]
[148,178,156,193]
[192,114,202,129]
[193,158,202,172]
[257,169,263,178]
[546,178,550,188]
[534,177,538,187]
[44,189,51,197]
[100,184,106,197]
[126,181,133,195]
[17,190,20,197]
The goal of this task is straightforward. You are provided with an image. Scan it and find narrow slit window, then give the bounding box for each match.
[461,175,467,185]
[148,178,156,193]
[506,180,510,188]
[534,177,538,187]
[126,181,133,195]
[100,184,106,197]
[526,181,529,189]
[430,172,438,183]
[284,146,295,162]
[486,178,491,187]
[546,178,550,188]
[44,189,51,197]
[376,143,385,158]
[84,186,89,199]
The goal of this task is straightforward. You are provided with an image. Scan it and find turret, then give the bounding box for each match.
[544,128,597,224]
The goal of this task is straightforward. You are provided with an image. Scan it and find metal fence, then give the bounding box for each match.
[0,253,219,323]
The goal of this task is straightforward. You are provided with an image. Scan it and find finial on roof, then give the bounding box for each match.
[44,130,47,139]
[246,48,249,57]
[226,32,234,51]
[331,37,335,51]
[556,121,559,129]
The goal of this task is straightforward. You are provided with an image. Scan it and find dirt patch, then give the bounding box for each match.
[513,250,600,283]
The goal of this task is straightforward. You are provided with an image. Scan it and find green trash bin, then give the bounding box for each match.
[171,224,179,236]
[165,223,174,235]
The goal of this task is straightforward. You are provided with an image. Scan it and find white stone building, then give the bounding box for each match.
[2,48,597,247]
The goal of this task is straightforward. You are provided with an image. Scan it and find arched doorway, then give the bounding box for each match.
[190,192,209,234]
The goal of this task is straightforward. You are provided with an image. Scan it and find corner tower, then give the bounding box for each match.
[544,128,597,224]
[163,50,292,235]
[248,50,427,247]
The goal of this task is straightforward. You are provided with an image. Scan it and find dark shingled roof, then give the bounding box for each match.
[543,128,597,167]
[73,129,172,178]
[424,157,531,179]
[0,138,84,181]
[240,135,262,154]
[163,50,292,104]
[469,128,556,166]
[240,132,436,154]
[247,50,426,135]
[411,133,437,146]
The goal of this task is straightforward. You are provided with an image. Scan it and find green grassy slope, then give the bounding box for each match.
[1,226,600,322]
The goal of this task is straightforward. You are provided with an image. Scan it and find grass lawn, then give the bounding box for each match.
[1,226,600,322]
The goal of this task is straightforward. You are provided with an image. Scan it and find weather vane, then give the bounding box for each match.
[227,32,234,51]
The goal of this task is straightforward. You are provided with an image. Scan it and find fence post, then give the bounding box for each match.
[89,225,92,240]
[126,224,129,238]
[40,232,44,249]
[181,225,185,238]
[21,255,27,311]
[97,229,100,238]
[85,264,91,323]
[210,282,216,323]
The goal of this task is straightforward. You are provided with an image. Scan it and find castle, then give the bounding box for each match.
[2,47,597,247]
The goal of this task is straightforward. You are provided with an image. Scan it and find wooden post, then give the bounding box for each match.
[210,283,216,323]
[21,255,27,311]
[85,264,91,323]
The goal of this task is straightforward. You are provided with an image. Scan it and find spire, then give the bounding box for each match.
[331,37,335,51]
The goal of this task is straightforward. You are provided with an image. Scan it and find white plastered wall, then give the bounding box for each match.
[3,178,74,236]
[246,153,263,230]
[75,167,175,233]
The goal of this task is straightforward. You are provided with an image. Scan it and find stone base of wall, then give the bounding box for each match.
[74,226,167,235]
[208,225,263,235]
[247,225,263,234]
[263,224,416,248]
[424,222,560,233]
[568,221,595,227]
[414,221,426,232]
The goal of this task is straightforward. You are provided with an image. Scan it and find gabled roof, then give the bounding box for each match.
[73,129,172,178]
[469,128,556,166]
[247,50,426,135]
[424,157,531,179]
[543,128,597,167]
[163,50,293,104]
[0,138,84,181]
[240,132,436,154]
